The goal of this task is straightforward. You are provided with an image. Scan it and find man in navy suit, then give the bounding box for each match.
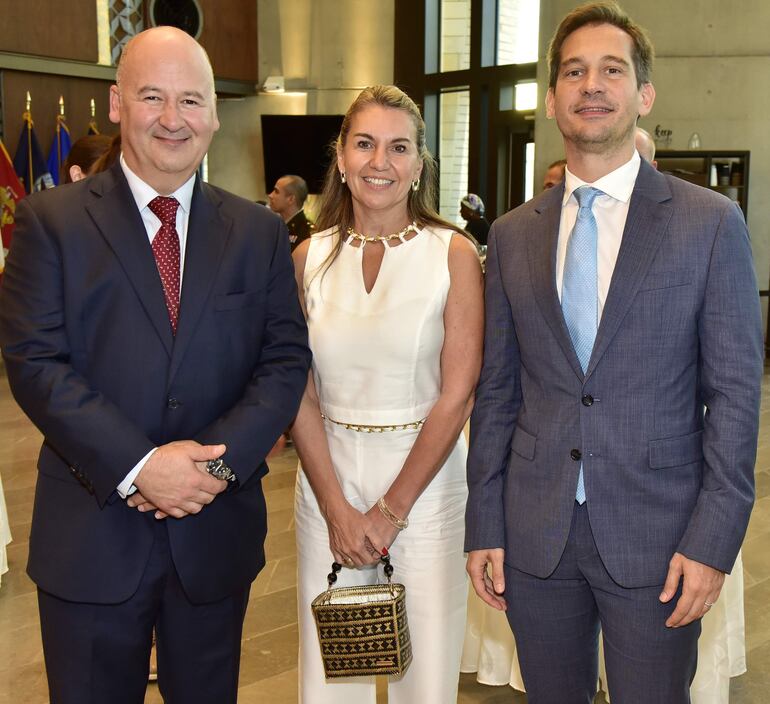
[465,3,762,703]
[0,27,310,703]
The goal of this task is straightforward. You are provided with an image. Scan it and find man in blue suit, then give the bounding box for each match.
[465,3,763,703]
[0,27,310,704]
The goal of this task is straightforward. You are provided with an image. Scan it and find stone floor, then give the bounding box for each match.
[1,367,770,703]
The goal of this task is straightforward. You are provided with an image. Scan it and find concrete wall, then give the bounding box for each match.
[535,1,770,328]
[208,0,395,203]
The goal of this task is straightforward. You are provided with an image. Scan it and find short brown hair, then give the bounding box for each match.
[62,134,112,183]
[547,1,654,89]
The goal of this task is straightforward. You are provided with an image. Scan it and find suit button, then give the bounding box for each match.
[582,395,594,407]
[570,449,582,461]
[167,397,181,409]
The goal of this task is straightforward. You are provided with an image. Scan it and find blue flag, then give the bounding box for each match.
[13,111,54,194]
[47,115,72,186]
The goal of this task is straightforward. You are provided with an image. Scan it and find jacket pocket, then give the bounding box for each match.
[649,430,703,469]
[511,426,537,461]
[638,268,693,292]
[214,289,264,311]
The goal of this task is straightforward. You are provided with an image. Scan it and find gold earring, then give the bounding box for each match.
[411,178,420,192]
[340,172,346,184]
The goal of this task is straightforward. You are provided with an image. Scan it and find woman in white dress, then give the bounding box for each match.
[291,85,484,703]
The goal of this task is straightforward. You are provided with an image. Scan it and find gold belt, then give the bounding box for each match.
[320,414,425,433]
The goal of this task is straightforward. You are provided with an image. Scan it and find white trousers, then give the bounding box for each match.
[295,422,468,704]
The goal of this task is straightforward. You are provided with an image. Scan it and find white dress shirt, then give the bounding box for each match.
[116,155,197,498]
[556,150,642,321]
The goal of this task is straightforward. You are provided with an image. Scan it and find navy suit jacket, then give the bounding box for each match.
[0,162,311,604]
[465,160,763,587]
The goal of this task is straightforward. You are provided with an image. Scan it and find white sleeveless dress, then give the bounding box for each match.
[294,225,468,704]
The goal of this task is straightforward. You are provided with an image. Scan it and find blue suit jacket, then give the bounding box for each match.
[0,162,311,604]
[465,160,763,587]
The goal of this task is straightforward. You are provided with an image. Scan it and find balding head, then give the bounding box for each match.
[269,175,308,221]
[116,27,216,99]
[635,126,657,168]
[543,159,567,191]
[109,27,219,194]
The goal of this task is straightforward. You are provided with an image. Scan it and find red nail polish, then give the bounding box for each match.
[381,547,389,556]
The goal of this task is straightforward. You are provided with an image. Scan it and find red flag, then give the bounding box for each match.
[0,138,24,274]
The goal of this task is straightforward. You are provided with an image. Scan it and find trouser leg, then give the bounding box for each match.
[504,505,599,704]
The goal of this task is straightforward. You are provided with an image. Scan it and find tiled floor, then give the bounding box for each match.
[1,367,770,703]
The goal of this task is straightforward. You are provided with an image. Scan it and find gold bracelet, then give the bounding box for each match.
[377,497,409,530]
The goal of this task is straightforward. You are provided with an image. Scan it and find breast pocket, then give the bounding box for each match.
[214,289,265,312]
[638,268,693,293]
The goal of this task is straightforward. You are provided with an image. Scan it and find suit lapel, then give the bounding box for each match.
[529,185,585,380]
[168,179,231,382]
[585,160,673,379]
[86,164,174,356]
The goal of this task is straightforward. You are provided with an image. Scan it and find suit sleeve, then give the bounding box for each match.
[464,222,522,551]
[0,198,155,505]
[193,215,311,488]
[677,201,763,572]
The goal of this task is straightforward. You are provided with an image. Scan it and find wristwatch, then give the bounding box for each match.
[206,458,237,483]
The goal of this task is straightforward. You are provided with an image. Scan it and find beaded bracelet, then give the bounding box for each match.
[377,497,409,530]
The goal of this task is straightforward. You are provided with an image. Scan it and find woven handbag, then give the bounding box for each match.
[311,552,412,678]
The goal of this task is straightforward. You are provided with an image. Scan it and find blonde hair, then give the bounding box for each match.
[315,85,463,269]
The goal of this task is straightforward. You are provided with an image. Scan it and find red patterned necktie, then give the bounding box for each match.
[148,196,181,335]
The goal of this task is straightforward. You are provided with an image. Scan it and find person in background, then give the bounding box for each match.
[90,133,122,175]
[62,134,112,183]
[460,193,490,246]
[0,26,310,703]
[635,125,657,168]
[268,174,315,251]
[542,158,567,190]
[291,84,483,703]
[466,2,762,702]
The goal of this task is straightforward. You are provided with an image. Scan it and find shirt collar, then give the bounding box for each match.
[286,208,304,224]
[563,150,641,206]
[120,154,196,214]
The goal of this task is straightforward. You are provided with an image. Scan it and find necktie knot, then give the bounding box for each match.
[574,185,602,211]
[149,196,179,226]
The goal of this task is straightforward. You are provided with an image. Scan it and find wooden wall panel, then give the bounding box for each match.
[0,0,98,63]
[2,72,117,156]
[197,0,258,83]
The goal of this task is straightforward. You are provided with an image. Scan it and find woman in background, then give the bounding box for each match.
[291,85,483,703]
[62,134,112,183]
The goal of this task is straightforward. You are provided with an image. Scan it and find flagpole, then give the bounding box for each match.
[89,98,99,135]
[25,92,33,191]
[58,96,65,166]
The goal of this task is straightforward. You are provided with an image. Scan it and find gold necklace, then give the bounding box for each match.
[346,221,419,244]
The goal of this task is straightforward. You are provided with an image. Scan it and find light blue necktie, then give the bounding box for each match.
[562,186,602,504]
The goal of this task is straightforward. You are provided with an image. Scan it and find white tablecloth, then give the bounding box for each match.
[0,472,11,587]
[461,552,746,703]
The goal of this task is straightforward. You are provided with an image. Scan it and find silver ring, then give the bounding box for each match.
[704,601,714,608]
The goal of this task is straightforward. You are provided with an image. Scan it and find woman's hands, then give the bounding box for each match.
[325,499,381,567]
[324,499,402,567]
[363,503,401,557]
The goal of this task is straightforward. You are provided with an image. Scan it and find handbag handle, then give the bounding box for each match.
[327,550,394,588]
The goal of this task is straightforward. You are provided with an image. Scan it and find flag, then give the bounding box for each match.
[47,114,72,186]
[0,139,24,276]
[13,111,54,195]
